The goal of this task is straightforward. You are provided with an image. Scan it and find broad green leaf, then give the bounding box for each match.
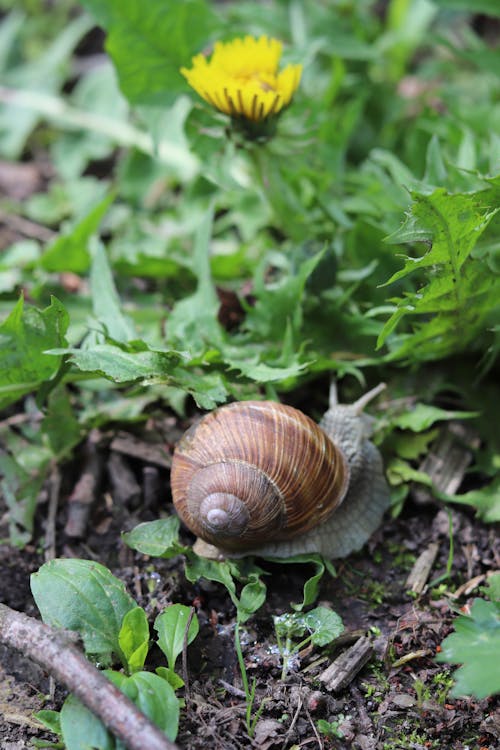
[59,669,180,747]
[34,709,62,737]
[166,207,223,353]
[31,559,137,666]
[154,604,199,671]
[0,296,68,411]
[438,477,500,523]
[41,386,83,459]
[185,556,267,622]
[60,694,113,750]
[379,185,500,361]
[437,598,500,698]
[90,242,136,343]
[184,557,238,607]
[265,553,332,612]
[274,607,344,648]
[79,0,220,106]
[484,573,500,603]
[105,670,180,741]
[391,404,478,432]
[304,607,345,647]
[244,248,325,343]
[392,429,439,460]
[52,338,227,409]
[387,458,433,487]
[155,666,185,690]
[122,517,189,559]
[0,451,46,545]
[40,194,114,273]
[55,343,184,383]
[238,576,268,619]
[226,559,268,619]
[225,356,310,384]
[118,607,150,674]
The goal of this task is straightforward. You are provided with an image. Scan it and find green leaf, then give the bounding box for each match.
[225,356,309,384]
[303,607,345,647]
[90,242,136,343]
[118,607,150,674]
[155,666,185,691]
[484,573,500,603]
[244,247,325,343]
[387,457,433,487]
[31,559,137,666]
[391,404,478,432]
[166,207,223,353]
[438,476,500,522]
[56,342,184,383]
[34,710,62,737]
[41,386,83,459]
[437,598,500,699]
[273,612,307,640]
[79,0,220,106]
[0,296,69,410]
[59,670,180,747]
[392,429,439,460]
[40,194,114,273]
[60,694,113,750]
[265,553,330,612]
[105,670,180,741]
[237,575,268,620]
[274,607,344,648]
[154,604,199,671]
[0,451,46,545]
[378,185,500,361]
[122,517,189,559]
[184,556,267,622]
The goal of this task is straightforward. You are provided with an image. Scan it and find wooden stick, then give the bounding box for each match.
[64,432,103,538]
[0,604,178,750]
[318,635,373,692]
[405,542,439,595]
[412,422,479,505]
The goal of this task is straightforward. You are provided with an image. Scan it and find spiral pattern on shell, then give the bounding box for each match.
[170,400,350,551]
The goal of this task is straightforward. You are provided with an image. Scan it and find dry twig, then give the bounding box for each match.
[318,635,373,693]
[405,542,440,595]
[411,422,480,505]
[0,604,178,750]
[64,431,103,538]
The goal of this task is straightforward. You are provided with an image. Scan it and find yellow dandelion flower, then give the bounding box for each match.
[181,35,302,124]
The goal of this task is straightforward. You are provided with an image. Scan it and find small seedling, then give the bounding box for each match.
[31,559,199,747]
[317,715,348,739]
[273,606,344,680]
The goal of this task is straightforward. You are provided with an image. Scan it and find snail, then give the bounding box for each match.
[170,383,390,559]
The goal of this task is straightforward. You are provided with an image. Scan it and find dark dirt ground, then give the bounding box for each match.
[0,411,499,750]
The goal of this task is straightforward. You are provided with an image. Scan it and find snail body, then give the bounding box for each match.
[171,384,390,559]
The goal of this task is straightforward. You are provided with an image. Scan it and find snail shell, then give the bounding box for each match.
[170,385,390,559]
[170,401,349,551]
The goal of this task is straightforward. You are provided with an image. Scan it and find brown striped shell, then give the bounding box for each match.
[170,401,350,551]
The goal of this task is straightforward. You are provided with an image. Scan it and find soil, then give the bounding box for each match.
[0,415,498,750]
